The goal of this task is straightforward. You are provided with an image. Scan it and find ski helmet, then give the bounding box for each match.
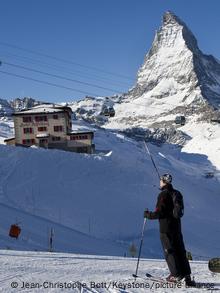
[160,173,172,184]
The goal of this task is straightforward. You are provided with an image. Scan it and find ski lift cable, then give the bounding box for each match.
[2,60,122,94]
[0,50,132,87]
[0,69,100,96]
[0,41,133,81]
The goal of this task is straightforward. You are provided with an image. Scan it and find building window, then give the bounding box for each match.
[39,139,48,144]
[35,116,47,122]
[53,114,58,119]
[23,128,33,134]
[52,136,61,141]
[38,127,47,132]
[23,116,32,123]
[70,135,88,140]
[22,139,35,145]
[54,126,63,132]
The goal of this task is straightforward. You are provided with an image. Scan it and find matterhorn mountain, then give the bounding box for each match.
[71,11,220,137]
[135,11,220,108]
[105,11,220,129]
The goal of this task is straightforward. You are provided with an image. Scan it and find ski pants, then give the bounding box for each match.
[160,232,191,277]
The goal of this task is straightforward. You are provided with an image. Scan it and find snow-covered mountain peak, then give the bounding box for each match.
[162,11,199,53]
[163,11,181,25]
[96,11,220,132]
[137,11,200,87]
[133,11,220,111]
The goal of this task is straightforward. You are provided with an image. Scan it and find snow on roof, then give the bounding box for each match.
[68,130,94,135]
[13,104,72,115]
[36,133,50,138]
[14,107,64,115]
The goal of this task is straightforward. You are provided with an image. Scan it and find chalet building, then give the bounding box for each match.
[6,104,95,154]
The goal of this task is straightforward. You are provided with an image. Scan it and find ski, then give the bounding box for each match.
[133,273,183,285]
[131,274,220,292]
[144,273,220,291]
[145,273,183,284]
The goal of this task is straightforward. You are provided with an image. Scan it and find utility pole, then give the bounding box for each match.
[48,228,54,252]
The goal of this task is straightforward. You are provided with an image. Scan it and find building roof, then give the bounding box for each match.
[12,104,72,116]
[68,130,94,135]
[4,137,15,142]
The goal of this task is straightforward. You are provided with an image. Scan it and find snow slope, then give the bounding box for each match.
[0,117,14,144]
[181,122,220,170]
[0,250,219,292]
[0,118,219,259]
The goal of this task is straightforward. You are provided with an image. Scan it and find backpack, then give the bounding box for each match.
[171,189,184,219]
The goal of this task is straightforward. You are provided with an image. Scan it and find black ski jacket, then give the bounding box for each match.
[148,184,181,234]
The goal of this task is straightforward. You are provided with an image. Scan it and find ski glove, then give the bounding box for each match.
[144,210,151,219]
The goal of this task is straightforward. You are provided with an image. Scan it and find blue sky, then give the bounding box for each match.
[0,0,220,103]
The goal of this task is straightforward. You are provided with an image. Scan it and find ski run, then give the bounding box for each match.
[0,250,219,292]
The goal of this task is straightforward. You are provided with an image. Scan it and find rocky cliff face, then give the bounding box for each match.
[0,99,13,117]
[0,97,43,117]
[136,11,200,99]
[130,11,220,107]
[9,97,41,112]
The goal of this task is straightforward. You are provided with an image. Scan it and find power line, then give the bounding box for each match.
[0,70,100,96]
[0,41,133,80]
[0,50,132,87]
[2,60,122,94]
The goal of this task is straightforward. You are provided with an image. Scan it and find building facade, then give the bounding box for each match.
[9,104,94,154]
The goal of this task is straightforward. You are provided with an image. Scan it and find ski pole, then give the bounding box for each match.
[143,140,160,180]
[132,218,147,279]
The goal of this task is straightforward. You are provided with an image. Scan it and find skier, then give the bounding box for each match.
[144,174,196,286]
